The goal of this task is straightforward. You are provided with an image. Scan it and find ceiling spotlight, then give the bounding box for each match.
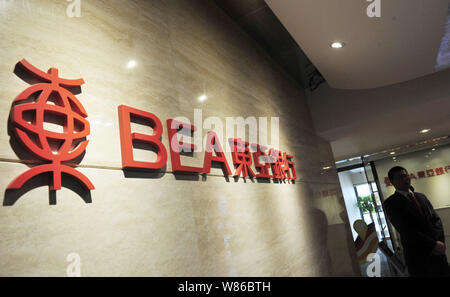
[198,94,207,102]
[127,60,137,69]
[420,129,431,134]
[323,166,332,170]
[390,152,396,155]
[331,42,345,49]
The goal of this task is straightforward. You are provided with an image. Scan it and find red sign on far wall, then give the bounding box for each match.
[383,166,450,187]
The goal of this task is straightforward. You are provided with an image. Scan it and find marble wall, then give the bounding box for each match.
[0,0,360,276]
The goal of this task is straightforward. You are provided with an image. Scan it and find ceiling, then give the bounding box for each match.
[214,0,450,162]
[213,0,326,91]
[307,68,450,161]
[265,0,450,89]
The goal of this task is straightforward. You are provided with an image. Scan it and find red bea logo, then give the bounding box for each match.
[118,106,297,180]
[6,59,297,205]
[8,59,94,192]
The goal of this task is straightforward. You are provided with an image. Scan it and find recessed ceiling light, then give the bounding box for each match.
[420,129,431,134]
[127,60,137,69]
[331,42,345,49]
[390,152,396,155]
[198,94,207,102]
[323,166,332,170]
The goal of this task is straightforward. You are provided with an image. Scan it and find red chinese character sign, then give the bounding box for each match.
[229,138,256,178]
[251,144,272,179]
[7,59,94,192]
[384,165,450,187]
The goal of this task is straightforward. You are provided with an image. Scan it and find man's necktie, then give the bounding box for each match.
[407,192,423,215]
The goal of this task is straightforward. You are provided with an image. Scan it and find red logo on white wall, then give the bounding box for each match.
[5,59,297,205]
[7,59,94,191]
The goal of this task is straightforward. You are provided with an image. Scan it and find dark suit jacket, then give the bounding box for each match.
[384,191,449,276]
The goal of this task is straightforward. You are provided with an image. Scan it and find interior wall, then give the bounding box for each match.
[0,0,359,276]
[375,144,450,209]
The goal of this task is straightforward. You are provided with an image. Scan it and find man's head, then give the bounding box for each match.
[388,166,411,192]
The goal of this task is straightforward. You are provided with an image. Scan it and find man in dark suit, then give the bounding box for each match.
[384,166,450,277]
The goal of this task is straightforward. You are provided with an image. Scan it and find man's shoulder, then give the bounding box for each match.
[413,192,427,198]
[413,192,430,203]
[384,192,403,208]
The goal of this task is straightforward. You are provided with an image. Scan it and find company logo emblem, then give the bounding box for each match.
[7,59,94,192]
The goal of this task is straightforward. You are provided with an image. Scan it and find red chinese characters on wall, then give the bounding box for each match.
[268,150,296,181]
[118,107,297,181]
[7,59,297,199]
[8,59,94,191]
[228,138,256,178]
[252,144,272,179]
[384,166,450,187]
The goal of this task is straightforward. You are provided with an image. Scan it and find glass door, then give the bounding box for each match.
[362,163,393,250]
[337,163,394,276]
